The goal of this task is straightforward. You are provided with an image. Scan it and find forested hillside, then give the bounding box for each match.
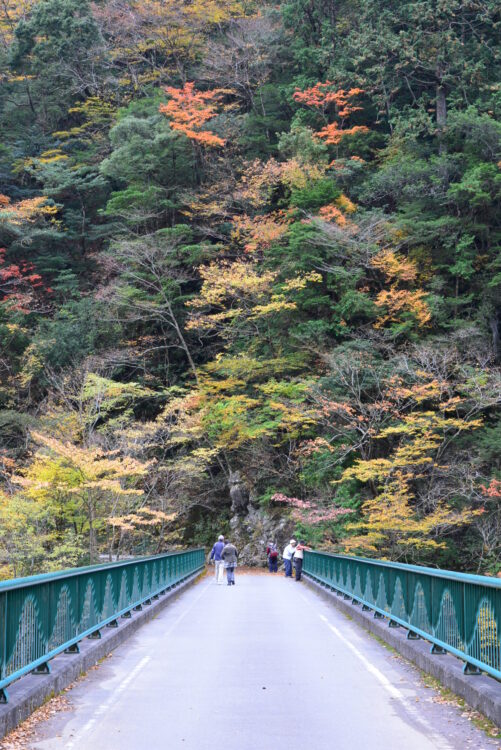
[0,0,500,576]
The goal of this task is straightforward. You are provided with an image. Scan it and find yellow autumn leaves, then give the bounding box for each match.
[186,262,321,333]
[338,380,483,557]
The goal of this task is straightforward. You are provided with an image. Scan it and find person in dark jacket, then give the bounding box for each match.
[209,535,225,584]
[221,541,238,585]
[266,541,279,573]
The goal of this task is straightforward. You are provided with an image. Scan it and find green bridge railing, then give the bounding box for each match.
[0,548,205,702]
[303,550,501,680]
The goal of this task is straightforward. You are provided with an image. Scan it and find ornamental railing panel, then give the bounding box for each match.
[0,548,205,701]
[303,550,501,679]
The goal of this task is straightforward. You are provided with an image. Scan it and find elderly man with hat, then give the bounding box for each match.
[209,534,225,584]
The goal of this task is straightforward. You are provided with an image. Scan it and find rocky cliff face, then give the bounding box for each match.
[229,506,294,567]
[229,470,250,515]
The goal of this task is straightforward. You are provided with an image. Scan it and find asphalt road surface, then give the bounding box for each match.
[30,572,499,750]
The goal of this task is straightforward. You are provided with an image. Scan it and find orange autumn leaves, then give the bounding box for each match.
[293,83,369,145]
[293,83,364,115]
[161,80,368,150]
[232,212,290,254]
[317,193,357,228]
[160,81,226,147]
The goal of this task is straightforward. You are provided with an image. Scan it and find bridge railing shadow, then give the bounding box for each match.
[304,550,501,680]
[0,548,205,703]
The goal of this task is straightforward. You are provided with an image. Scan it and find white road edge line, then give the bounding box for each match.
[64,656,151,749]
[318,613,451,750]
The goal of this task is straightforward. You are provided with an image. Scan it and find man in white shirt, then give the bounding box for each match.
[283,539,297,578]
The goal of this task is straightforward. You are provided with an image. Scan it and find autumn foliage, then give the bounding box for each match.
[0,194,56,224]
[272,492,354,525]
[293,84,369,144]
[0,0,499,577]
[0,195,56,311]
[160,82,226,147]
[481,480,501,499]
[371,250,431,329]
[0,248,45,310]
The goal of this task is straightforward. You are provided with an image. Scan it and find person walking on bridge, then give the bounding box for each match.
[221,540,238,585]
[283,539,296,578]
[209,535,225,584]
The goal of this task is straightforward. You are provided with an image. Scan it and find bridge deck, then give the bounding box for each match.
[30,573,497,750]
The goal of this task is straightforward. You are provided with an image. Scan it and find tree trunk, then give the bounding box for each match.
[436,66,447,155]
[436,85,447,131]
[489,312,501,362]
[88,497,96,563]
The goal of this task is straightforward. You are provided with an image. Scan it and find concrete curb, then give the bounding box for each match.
[303,574,501,728]
[0,568,205,740]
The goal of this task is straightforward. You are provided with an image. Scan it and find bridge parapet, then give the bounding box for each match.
[304,550,501,680]
[0,548,205,703]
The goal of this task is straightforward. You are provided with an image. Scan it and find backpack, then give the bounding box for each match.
[269,544,278,559]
